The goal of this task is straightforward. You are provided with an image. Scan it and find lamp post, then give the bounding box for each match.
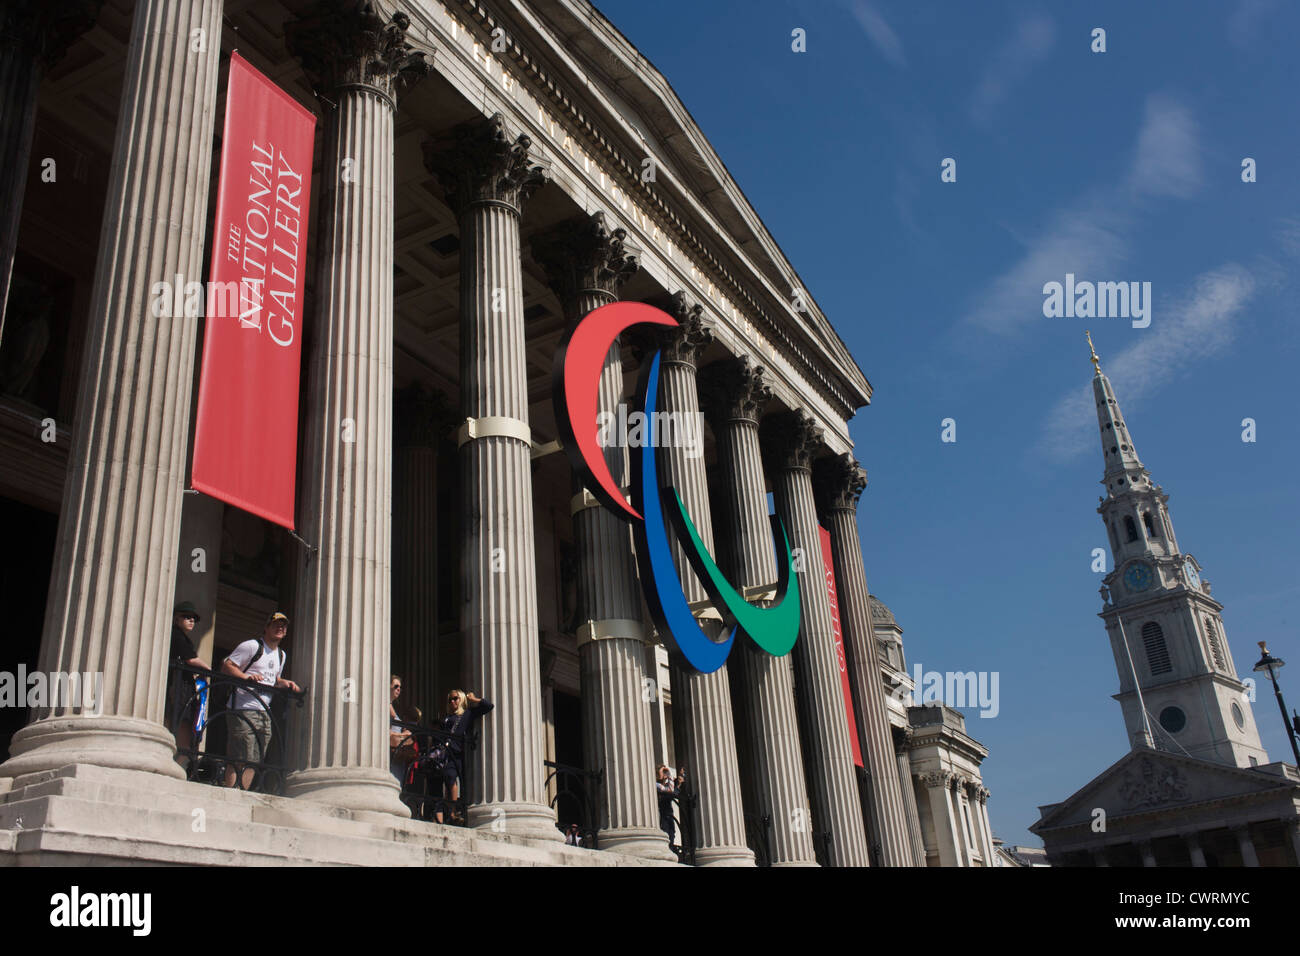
[1252,642,1300,768]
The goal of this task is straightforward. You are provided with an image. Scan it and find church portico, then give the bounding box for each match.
[0,0,923,866]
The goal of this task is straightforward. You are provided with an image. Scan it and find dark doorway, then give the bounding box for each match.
[0,498,57,760]
[551,690,585,828]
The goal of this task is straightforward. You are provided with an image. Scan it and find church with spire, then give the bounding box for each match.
[1030,335,1300,866]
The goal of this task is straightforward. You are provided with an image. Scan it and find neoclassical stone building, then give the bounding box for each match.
[1030,340,1300,866]
[0,0,927,866]
[871,595,997,867]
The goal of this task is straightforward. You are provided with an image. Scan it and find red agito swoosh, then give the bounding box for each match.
[551,301,677,521]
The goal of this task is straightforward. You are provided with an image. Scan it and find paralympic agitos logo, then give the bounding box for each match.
[553,301,801,674]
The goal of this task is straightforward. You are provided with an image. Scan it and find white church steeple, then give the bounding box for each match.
[1088,333,1268,768]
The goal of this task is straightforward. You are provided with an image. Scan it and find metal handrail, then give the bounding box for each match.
[168,659,306,794]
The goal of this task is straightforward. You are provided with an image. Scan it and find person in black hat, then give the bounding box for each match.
[168,601,210,766]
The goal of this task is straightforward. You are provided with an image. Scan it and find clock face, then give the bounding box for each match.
[1183,559,1201,590]
[1124,561,1154,592]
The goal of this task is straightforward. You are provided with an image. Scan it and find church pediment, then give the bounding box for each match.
[1034,750,1294,832]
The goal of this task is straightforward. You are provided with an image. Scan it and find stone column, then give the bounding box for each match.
[975,787,996,864]
[531,212,672,860]
[700,356,817,867]
[920,772,960,866]
[762,410,870,866]
[283,1,428,816]
[1185,831,1207,867]
[0,1,102,339]
[894,728,927,866]
[814,453,914,866]
[1288,820,1300,866]
[652,297,753,866]
[950,779,973,866]
[392,384,452,719]
[423,114,557,839]
[1233,825,1259,866]
[0,0,224,782]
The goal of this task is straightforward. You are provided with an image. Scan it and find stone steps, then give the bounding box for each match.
[0,764,673,867]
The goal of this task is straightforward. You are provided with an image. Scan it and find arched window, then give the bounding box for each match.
[1205,618,1227,671]
[1142,512,1156,536]
[1142,621,1172,675]
[1108,523,1119,551]
[1124,516,1139,543]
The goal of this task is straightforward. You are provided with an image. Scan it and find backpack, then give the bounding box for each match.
[223,641,285,710]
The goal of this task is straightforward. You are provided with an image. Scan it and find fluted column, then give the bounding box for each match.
[0,1,102,340]
[532,213,672,859]
[814,453,914,866]
[762,410,870,866]
[283,1,428,816]
[424,114,557,839]
[700,356,817,866]
[921,772,961,866]
[392,384,452,718]
[0,0,223,781]
[654,297,753,866]
[894,727,927,866]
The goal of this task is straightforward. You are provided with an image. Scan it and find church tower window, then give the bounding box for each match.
[1124,516,1139,543]
[1205,618,1227,671]
[1142,512,1156,536]
[1142,621,1172,675]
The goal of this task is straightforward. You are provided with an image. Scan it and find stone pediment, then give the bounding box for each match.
[1033,749,1294,832]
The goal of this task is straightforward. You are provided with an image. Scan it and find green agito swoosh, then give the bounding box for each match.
[664,487,801,657]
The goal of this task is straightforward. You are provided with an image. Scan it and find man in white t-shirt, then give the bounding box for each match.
[221,611,300,789]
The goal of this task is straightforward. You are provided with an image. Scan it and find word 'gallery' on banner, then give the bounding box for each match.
[192,52,316,529]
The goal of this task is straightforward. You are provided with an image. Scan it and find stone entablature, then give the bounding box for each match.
[397,0,864,449]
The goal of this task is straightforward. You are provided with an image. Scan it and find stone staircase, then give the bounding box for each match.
[0,764,675,867]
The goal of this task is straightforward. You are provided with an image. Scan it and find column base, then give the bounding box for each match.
[468,801,561,841]
[692,845,757,867]
[597,826,678,861]
[0,716,186,781]
[285,766,411,819]
[771,859,820,867]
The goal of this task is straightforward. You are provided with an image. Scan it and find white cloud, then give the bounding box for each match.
[968,13,1056,127]
[1128,94,1202,199]
[1038,265,1256,463]
[851,0,906,67]
[962,94,1200,337]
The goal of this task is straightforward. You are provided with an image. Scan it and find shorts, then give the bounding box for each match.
[227,709,272,764]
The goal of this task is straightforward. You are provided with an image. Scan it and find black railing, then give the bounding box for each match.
[674,785,699,865]
[167,660,305,794]
[544,760,602,849]
[744,812,774,867]
[391,717,474,824]
[814,830,833,867]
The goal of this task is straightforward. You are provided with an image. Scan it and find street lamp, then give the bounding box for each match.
[1252,642,1300,768]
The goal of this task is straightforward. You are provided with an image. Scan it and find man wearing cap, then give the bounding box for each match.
[221,611,300,789]
[168,602,210,767]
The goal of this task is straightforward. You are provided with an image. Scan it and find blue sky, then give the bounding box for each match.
[595,0,1300,845]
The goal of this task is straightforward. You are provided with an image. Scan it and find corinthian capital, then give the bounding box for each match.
[653,292,713,366]
[698,356,771,427]
[423,113,548,216]
[286,0,430,107]
[530,211,638,321]
[760,409,823,473]
[1,0,102,69]
[920,771,951,789]
[813,452,867,515]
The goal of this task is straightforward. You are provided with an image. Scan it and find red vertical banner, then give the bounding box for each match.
[191,52,316,528]
[820,526,864,768]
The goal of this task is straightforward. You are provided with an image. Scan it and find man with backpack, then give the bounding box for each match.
[221,611,299,789]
